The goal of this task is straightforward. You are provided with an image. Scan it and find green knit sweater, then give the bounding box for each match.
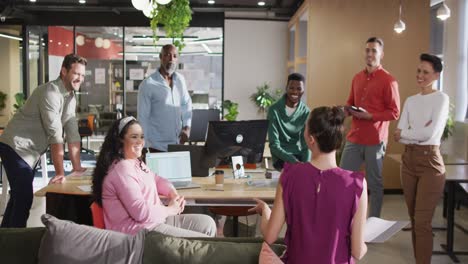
[267,95,310,165]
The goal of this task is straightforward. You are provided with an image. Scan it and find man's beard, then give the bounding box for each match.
[164,62,176,75]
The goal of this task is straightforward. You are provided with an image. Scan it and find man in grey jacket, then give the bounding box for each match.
[0,54,88,227]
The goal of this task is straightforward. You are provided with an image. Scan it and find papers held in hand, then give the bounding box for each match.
[364,217,409,243]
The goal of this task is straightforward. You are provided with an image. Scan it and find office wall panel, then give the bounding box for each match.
[224,19,288,121]
[306,0,431,189]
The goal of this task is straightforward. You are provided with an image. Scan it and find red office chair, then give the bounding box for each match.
[90,202,105,229]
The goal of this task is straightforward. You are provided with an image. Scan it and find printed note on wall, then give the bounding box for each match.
[129,69,144,80]
[95,68,106,84]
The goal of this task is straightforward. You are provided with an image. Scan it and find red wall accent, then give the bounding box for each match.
[48,26,122,60]
[47,26,74,56]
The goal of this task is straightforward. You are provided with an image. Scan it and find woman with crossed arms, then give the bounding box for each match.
[394,53,449,264]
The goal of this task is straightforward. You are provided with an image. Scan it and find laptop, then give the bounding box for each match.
[145,151,201,190]
[168,144,212,177]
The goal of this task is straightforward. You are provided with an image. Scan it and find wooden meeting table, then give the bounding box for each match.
[34,169,277,226]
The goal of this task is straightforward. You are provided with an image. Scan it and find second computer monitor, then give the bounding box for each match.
[205,120,269,164]
[189,109,221,142]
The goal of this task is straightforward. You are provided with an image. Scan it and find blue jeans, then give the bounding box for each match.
[0,142,36,227]
[339,141,386,217]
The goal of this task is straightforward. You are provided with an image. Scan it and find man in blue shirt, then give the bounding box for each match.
[137,44,192,152]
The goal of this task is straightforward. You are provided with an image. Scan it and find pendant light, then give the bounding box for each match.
[155,0,172,5]
[394,0,406,34]
[437,1,451,21]
[131,0,151,11]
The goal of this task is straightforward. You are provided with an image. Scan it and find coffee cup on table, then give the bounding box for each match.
[214,170,224,186]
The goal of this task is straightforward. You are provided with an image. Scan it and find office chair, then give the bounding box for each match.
[90,202,105,229]
[78,115,96,155]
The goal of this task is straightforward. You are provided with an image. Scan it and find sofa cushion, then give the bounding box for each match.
[0,227,45,264]
[143,231,286,264]
[38,214,145,264]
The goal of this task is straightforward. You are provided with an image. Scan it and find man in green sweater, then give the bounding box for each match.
[267,73,310,171]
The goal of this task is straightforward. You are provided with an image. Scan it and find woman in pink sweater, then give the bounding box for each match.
[92,116,216,237]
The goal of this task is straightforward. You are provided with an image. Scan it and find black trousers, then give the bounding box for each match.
[0,142,36,228]
[273,154,303,171]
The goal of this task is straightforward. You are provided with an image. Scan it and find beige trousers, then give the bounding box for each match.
[152,214,217,237]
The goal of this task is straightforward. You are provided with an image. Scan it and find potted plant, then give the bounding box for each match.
[0,91,7,114]
[222,100,239,121]
[441,103,455,141]
[149,0,192,51]
[13,93,25,113]
[250,83,282,116]
[439,103,455,157]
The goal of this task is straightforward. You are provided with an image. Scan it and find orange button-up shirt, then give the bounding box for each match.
[346,66,400,145]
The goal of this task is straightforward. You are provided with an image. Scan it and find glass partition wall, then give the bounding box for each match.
[123,27,224,114]
[2,22,224,155]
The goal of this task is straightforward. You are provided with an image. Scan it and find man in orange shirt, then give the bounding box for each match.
[341,37,400,217]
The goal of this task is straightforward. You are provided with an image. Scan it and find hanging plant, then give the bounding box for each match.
[149,0,192,51]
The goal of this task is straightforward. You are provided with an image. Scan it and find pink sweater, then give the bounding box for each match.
[102,159,173,235]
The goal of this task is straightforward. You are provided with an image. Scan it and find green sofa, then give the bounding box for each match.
[0,227,285,264]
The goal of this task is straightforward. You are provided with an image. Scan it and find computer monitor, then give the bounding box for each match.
[189,109,221,142]
[145,152,192,182]
[205,120,269,165]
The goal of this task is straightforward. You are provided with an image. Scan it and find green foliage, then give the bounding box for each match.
[441,103,455,141]
[222,100,239,121]
[149,0,192,51]
[0,91,7,112]
[250,83,282,113]
[13,93,25,112]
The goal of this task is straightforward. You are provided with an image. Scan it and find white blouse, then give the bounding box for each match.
[397,90,449,146]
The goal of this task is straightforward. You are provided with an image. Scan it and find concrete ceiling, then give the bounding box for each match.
[1,0,304,22]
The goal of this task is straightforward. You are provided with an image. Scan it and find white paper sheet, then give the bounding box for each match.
[364,217,410,243]
[77,185,92,192]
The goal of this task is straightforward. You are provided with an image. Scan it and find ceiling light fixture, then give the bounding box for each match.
[208,0,215,4]
[30,0,37,2]
[0,33,22,41]
[103,39,111,49]
[437,1,451,21]
[95,37,103,48]
[201,43,212,53]
[79,0,86,4]
[118,52,160,56]
[155,0,172,5]
[132,35,198,41]
[131,0,151,11]
[186,37,223,45]
[76,35,85,46]
[394,0,406,34]
[258,1,266,6]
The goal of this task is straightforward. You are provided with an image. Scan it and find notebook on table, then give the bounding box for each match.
[145,151,201,190]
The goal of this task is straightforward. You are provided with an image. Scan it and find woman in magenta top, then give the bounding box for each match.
[92,116,216,237]
[251,106,368,263]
